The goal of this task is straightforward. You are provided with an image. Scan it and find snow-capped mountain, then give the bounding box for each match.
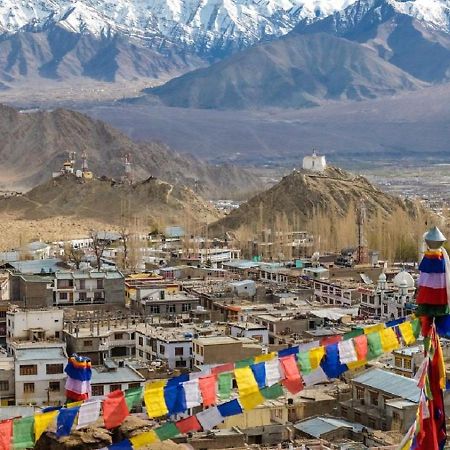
[0,0,358,56]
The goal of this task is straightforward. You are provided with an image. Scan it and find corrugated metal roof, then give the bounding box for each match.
[294,416,365,438]
[354,368,420,403]
[91,366,145,384]
[7,258,64,274]
[15,347,66,361]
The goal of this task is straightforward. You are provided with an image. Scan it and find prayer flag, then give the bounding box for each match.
[364,323,385,334]
[261,383,284,400]
[399,321,416,345]
[234,367,259,397]
[196,406,224,430]
[320,343,347,379]
[56,407,79,437]
[239,391,265,411]
[380,327,400,352]
[251,362,266,389]
[183,379,202,408]
[103,390,129,430]
[302,366,329,386]
[176,416,202,434]
[346,359,367,370]
[211,363,234,375]
[13,416,34,449]
[144,381,168,418]
[34,410,58,442]
[218,373,233,401]
[198,375,217,407]
[124,386,143,411]
[130,430,159,448]
[280,355,304,394]
[353,334,368,361]
[320,335,342,346]
[167,374,189,387]
[0,419,12,450]
[297,352,312,374]
[338,340,358,364]
[109,440,132,450]
[265,359,282,386]
[235,358,254,368]
[367,332,383,360]
[155,423,180,441]
[278,346,299,358]
[218,399,243,417]
[411,318,421,338]
[254,353,276,363]
[164,384,187,416]
[77,400,101,429]
[343,328,364,340]
[309,347,325,369]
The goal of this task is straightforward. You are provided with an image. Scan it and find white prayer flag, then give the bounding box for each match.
[183,379,202,409]
[76,400,101,429]
[265,358,282,386]
[338,340,358,364]
[303,367,329,386]
[196,406,224,430]
[298,340,320,352]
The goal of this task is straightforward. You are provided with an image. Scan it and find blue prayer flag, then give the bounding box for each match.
[218,399,243,417]
[109,440,133,450]
[57,407,80,437]
[278,346,299,358]
[251,362,266,389]
[321,343,347,379]
[164,384,187,416]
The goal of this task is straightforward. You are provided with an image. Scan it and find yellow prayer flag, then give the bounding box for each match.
[66,401,83,408]
[239,390,265,411]
[436,334,446,390]
[380,328,400,352]
[399,322,415,345]
[346,359,367,370]
[254,352,276,363]
[130,430,159,448]
[364,323,385,335]
[144,380,168,418]
[400,438,413,450]
[34,410,58,442]
[234,366,259,397]
[309,347,325,369]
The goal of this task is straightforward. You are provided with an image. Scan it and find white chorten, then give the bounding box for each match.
[302,150,327,172]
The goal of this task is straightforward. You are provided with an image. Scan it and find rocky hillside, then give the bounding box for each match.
[212,166,422,233]
[0,104,261,198]
[0,175,219,227]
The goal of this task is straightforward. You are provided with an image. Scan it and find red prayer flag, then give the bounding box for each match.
[0,419,12,450]
[280,355,304,394]
[103,390,129,429]
[211,363,234,375]
[198,375,217,407]
[320,335,342,346]
[176,415,202,434]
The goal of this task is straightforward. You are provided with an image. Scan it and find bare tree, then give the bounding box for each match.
[90,231,108,270]
[118,226,130,270]
[64,243,84,269]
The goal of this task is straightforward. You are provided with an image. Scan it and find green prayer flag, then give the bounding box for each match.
[343,328,364,340]
[13,416,35,449]
[367,332,383,360]
[297,352,312,375]
[155,422,180,441]
[125,386,143,411]
[411,318,421,339]
[218,372,232,401]
[235,358,254,368]
[261,383,284,400]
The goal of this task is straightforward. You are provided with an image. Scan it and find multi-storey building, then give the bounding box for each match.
[313,280,361,307]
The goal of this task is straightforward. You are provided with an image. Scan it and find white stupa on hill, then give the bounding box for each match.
[303,150,327,172]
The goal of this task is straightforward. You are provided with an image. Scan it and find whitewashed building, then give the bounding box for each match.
[302,151,327,172]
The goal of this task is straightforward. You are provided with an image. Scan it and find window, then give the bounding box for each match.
[159,344,166,354]
[23,383,35,393]
[395,356,402,367]
[78,292,87,301]
[150,305,160,314]
[115,333,124,340]
[96,279,104,289]
[46,364,63,374]
[167,304,176,313]
[0,381,9,391]
[84,340,93,347]
[59,292,68,300]
[20,365,37,376]
[356,386,364,400]
[110,384,121,393]
[146,353,152,360]
[404,358,412,369]
[139,337,143,346]
[176,360,186,367]
[175,347,184,356]
[57,280,73,288]
[49,381,60,392]
[369,391,378,406]
[146,338,151,347]
[128,383,141,390]
[182,303,191,312]
[79,279,86,290]
[130,333,135,340]
[55,331,60,339]
[139,350,144,357]
[92,385,104,396]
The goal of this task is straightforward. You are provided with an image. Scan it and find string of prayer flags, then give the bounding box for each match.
[0,419,12,450]
[196,406,224,431]
[124,386,143,411]
[251,362,267,389]
[198,375,217,407]
[76,400,101,429]
[103,390,129,430]
[164,384,187,416]
[280,355,304,394]
[130,430,159,448]
[338,339,358,365]
[176,415,202,434]
[265,358,282,386]
[34,410,58,442]
[56,407,79,438]
[144,381,168,418]
[309,347,325,369]
[184,379,203,408]
[154,422,180,441]
[367,331,383,360]
[218,372,233,401]
[380,327,400,353]
[320,343,347,379]
[13,416,34,450]
[399,321,416,345]
[217,399,243,417]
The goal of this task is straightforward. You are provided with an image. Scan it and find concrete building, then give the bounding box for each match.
[14,344,67,406]
[339,368,419,433]
[313,280,361,307]
[90,360,145,397]
[392,346,424,378]
[52,271,125,306]
[229,322,269,345]
[192,336,263,368]
[9,273,53,308]
[229,280,256,298]
[0,349,15,405]
[135,325,193,370]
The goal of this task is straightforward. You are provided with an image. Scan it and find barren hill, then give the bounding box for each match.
[0,104,261,198]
